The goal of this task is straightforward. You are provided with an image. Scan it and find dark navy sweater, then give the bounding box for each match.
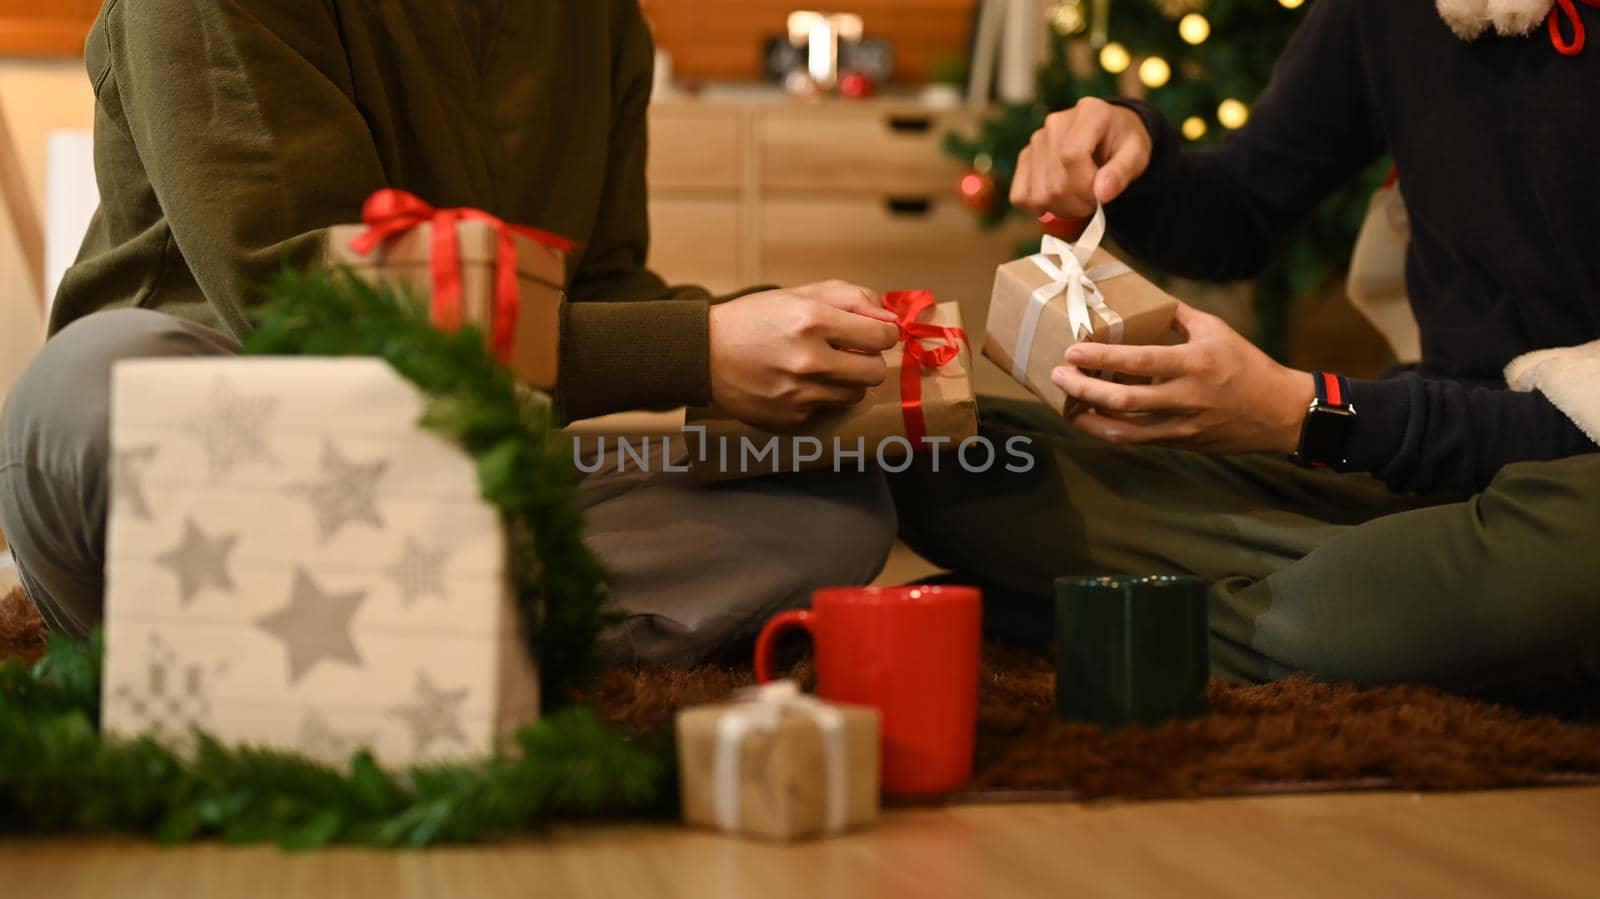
[1109,0,1598,493]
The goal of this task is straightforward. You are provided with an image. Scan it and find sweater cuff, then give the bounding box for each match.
[1103,98,1180,206]
[558,299,711,420]
[1341,376,1416,476]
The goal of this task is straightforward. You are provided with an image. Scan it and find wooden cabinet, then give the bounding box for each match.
[646,95,1032,396]
[0,0,100,56]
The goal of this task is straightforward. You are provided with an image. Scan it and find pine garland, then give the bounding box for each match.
[0,269,670,846]
[0,634,665,846]
[242,268,614,704]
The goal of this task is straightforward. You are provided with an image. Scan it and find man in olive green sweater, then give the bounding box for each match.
[0,0,899,664]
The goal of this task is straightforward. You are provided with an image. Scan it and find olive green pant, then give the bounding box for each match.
[891,398,1600,703]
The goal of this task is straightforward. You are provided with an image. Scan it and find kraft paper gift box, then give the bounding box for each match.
[325,189,573,390]
[101,357,539,768]
[984,208,1178,417]
[677,681,880,842]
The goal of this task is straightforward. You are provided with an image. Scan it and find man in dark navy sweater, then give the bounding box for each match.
[893,0,1600,701]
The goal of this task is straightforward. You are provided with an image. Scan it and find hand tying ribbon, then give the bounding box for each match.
[1013,203,1133,384]
[883,290,970,449]
[348,189,580,363]
[712,680,849,834]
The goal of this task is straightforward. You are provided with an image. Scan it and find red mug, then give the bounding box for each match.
[754,585,982,795]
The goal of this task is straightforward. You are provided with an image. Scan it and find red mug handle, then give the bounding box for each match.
[753,610,814,683]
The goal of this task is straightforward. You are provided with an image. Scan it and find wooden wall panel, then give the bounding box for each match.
[640,0,977,83]
[0,0,100,57]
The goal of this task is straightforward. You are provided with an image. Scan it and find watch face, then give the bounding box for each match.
[1299,404,1356,466]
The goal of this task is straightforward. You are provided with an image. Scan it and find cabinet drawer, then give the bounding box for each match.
[760,109,972,195]
[648,198,744,294]
[648,107,742,191]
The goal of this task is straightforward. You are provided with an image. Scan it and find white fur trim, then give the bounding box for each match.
[1505,339,1600,445]
[1437,0,1553,39]
[1487,0,1555,34]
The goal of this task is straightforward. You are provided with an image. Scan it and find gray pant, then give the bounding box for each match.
[0,310,896,666]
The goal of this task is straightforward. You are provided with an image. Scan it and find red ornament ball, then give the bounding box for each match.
[958,169,996,212]
[839,69,877,99]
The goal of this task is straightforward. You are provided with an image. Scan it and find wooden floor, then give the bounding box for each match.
[5,787,1598,899]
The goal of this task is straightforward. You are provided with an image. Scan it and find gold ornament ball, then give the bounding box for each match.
[1179,13,1211,44]
[1279,0,1305,8]
[1218,98,1250,129]
[1050,0,1088,36]
[1099,42,1132,74]
[1138,56,1172,89]
[1181,116,1208,140]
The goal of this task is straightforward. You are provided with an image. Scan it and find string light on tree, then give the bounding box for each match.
[1218,98,1250,129]
[1048,0,1088,36]
[1181,116,1208,140]
[1138,56,1171,89]
[1099,41,1132,74]
[1179,13,1211,44]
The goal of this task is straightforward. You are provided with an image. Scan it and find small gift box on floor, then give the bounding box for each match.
[325,189,577,389]
[566,291,978,481]
[101,357,539,768]
[677,681,880,841]
[985,207,1178,416]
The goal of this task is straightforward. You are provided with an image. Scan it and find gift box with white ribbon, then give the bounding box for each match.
[676,681,880,841]
[984,206,1178,417]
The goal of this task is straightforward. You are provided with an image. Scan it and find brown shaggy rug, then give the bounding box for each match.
[5,585,1599,800]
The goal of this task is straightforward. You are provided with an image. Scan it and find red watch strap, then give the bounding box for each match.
[1315,371,1347,408]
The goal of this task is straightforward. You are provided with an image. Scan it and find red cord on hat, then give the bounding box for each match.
[1549,0,1600,56]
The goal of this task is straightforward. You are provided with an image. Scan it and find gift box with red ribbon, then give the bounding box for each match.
[326,189,578,390]
[685,291,977,479]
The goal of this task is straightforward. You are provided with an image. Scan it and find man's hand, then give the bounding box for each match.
[1051,302,1317,455]
[709,280,901,431]
[1011,98,1153,218]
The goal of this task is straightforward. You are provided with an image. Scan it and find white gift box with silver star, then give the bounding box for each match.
[101,357,540,767]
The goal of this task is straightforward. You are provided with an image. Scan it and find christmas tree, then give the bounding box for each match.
[948,0,1387,356]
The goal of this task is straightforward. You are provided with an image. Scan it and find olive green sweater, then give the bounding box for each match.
[53,0,714,418]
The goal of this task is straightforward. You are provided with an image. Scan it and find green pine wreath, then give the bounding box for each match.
[0,269,668,847]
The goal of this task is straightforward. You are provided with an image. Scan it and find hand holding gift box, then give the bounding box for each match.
[677,680,880,841]
[327,189,578,389]
[565,291,979,480]
[985,205,1178,416]
[689,290,977,477]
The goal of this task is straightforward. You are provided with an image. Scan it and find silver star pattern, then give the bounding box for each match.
[112,633,226,739]
[256,568,367,684]
[154,518,238,606]
[383,537,451,606]
[291,439,389,543]
[111,444,159,520]
[182,377,280,479]
[389,671,470,756]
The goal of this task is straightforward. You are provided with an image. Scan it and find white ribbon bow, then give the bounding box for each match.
[712,680,849,833]
[1012,204,1134,383]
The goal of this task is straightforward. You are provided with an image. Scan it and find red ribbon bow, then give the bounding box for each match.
[1550,0,1600,55]
[348,189,580,362]
[883,290,969,449]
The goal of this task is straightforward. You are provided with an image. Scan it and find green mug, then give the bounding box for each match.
[1054,575,1210,729]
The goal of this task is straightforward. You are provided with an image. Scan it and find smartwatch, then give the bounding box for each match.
[1292,372,1356,468]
